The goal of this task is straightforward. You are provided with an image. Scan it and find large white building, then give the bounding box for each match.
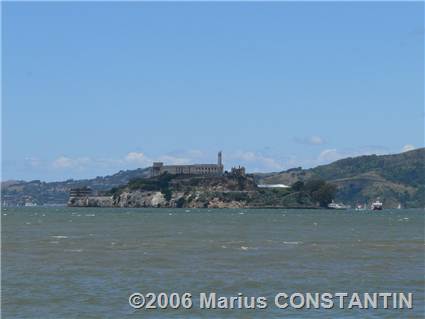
[151,152,224,177]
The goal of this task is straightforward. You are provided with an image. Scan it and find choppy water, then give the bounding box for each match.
[2,207,424,318]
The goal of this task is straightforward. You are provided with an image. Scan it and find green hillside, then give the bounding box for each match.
[257,148,425,208]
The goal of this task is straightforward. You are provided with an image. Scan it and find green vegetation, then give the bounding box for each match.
[258,148,425,208]
[285,179,337,208]
[126,173,174,200]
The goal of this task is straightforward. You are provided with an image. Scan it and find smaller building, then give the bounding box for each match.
[69,187,93,198]
[230,166,246,176]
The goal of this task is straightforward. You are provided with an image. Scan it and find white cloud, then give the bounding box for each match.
[124,151,197,166]
[157,155,190,165]
[317,149,341,163]
[294,135,325,145]
[401,144,415,152]
[25,157,42,168]
[52,156,91,169]
[125,152,147,163]
[230,151,284,171]
[124,152,154,168]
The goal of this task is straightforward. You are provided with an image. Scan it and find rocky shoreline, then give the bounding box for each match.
[68,173,329,209]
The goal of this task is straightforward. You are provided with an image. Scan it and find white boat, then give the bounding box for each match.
[371,199,383,211]
[355,204,367,211]
[328,201,351,209]
[24,202,37,207]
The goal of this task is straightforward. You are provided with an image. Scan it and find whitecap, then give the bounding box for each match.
[221,245,227,249]
[49,241,60,244]
[283,241,302,245]
[51,235,68,239]
[85,214,95,217]
[64,249,83,252]
[3,213,7,216]
[241,246,249,250]
[185,210,191,213]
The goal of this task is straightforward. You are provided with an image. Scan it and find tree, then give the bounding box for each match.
[296,178,337,208]
[291,181,305,192]
[311,183,337,207]
[304,179,326,193]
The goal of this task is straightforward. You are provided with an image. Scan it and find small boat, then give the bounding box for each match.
[371,199,383,211]
[24,202,37,207]
[328,201,351,210]
[355,204,367,211]
[397,203,402,209]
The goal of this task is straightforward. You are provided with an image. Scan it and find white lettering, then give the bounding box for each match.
[290,293,305,309]
[335,293,348,308]
[274,293,289,309]
[199,292,216,309]
[306,293,320,309]
[379,292,392,309]
[321,293,334,309]
[348,293,363,309]
[399,293,413,309]
[364,293,378,309]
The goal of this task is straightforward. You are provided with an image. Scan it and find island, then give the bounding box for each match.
[68,153,336,208]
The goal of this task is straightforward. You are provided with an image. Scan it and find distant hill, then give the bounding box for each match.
[2,149,424,208]
[1,168,150,206]
[256,148,425,208]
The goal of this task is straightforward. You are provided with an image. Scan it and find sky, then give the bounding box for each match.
[2,2,424,182]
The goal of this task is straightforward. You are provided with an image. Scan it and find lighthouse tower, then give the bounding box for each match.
[218,151,223,167]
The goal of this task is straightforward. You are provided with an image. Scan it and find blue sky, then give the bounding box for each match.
[2,2,424,181]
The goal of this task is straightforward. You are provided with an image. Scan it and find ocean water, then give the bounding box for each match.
[2,207,424,318]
